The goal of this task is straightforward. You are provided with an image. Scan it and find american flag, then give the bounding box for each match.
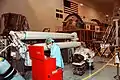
[64,1,78,14]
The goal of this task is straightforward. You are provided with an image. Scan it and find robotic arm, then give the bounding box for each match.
[9,31,81,66]
[9,31,27,58]
[9,31,31,66]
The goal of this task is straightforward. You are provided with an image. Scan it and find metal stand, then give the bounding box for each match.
[114,63,120,80]
[114,50,120,80]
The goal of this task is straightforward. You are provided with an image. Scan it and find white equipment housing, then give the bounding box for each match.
[74,46,95,63]
[9,31,81,66]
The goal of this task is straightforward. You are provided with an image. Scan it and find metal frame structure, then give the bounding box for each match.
[113,19,120,80]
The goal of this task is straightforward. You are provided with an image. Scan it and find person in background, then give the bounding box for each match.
[45,38,64,69]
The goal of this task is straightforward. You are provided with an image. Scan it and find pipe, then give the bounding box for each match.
[33,42,81,51]
[9,31,78,40]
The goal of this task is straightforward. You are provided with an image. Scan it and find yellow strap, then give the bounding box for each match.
[82,54,115,80]
[0,57,4,61]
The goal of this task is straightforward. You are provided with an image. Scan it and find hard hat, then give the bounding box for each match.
[45,38,54,44]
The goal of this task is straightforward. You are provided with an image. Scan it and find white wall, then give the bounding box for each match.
[78,4,104,22]
[72,0,105,22]
[0,0,105,31]
[0,0,64,31]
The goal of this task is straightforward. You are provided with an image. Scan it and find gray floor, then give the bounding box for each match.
[12,56,118,80]
[63,56,118,80]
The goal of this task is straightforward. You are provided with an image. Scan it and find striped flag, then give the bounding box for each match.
[64,1,78,14]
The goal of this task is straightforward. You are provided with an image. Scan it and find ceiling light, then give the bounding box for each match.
[80,3,83,6]
[119,8,120,10]
[106,15,109,17]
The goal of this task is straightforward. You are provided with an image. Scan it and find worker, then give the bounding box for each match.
[45,38,64,69]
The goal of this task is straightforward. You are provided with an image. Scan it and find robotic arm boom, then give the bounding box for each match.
[9,31,81,66]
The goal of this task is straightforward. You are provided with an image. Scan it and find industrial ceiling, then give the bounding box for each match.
[75,0,120,16]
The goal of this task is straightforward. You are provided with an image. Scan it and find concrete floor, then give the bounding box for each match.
[63,56,118,80]
[12,56,118,80]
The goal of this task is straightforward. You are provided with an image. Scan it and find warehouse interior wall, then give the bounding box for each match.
[73,0,105,22]
[0,0,105,31]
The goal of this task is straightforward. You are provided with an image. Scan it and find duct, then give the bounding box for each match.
[9,31,78,41]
